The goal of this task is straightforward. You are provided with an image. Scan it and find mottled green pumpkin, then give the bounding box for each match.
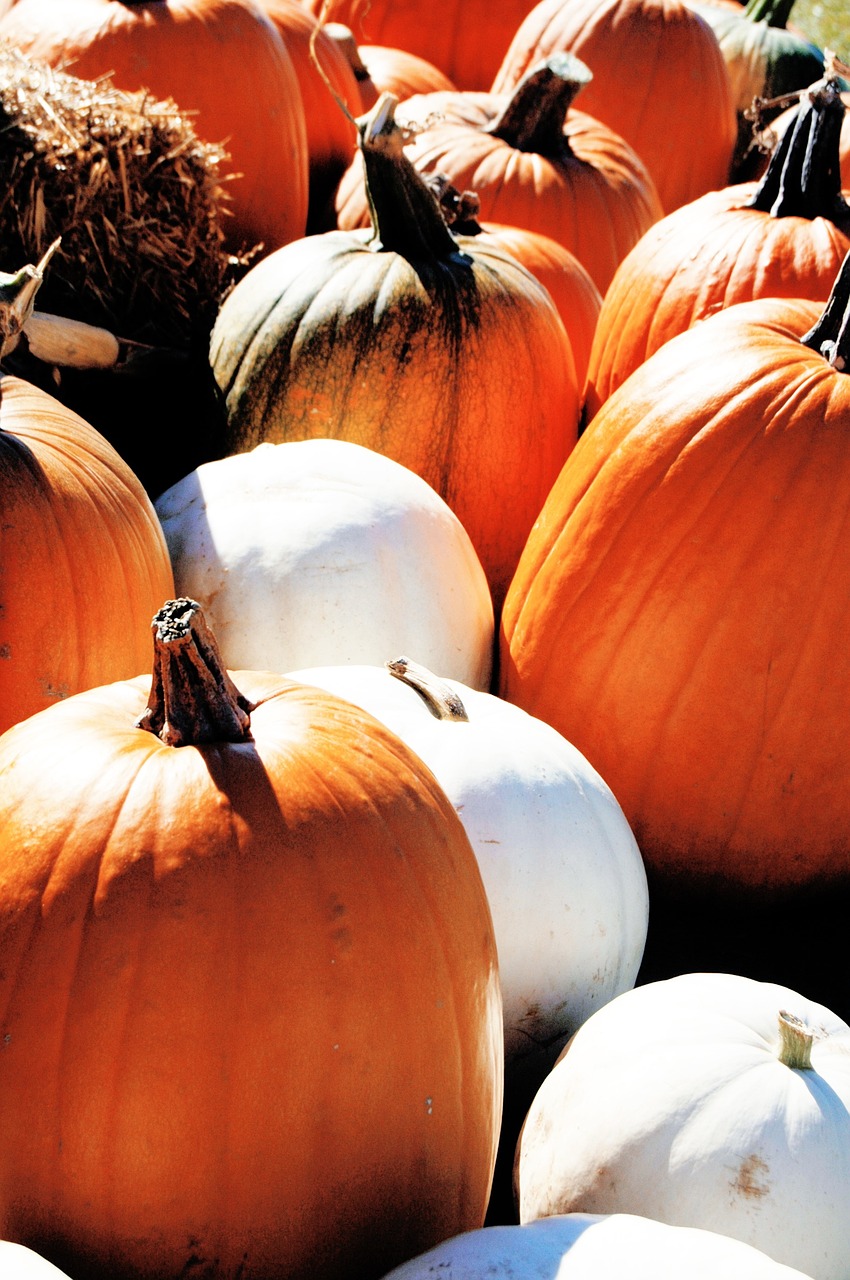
[210,94,580,611]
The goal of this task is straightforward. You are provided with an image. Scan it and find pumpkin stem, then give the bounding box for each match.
[746,72,849,222]
[801,247,850,369]
[358,92,472,264]
[386,656,469,721]
[136,598,254,747]
[485,53,593,157]
[777,1009,814,1069]
[742,0,797,28]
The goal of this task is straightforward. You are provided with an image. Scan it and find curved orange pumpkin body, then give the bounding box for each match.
[0,375,174,734]
[492,0,737,214]
[304,0,538,90]
[501,293,850,896]
[471,223,602,393]
[584,76,850,419]
[0,606,503,1279]
[0,0,309,256]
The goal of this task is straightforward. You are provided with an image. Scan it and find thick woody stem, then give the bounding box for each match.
[747,73,849,222]
[486,53,592,158]
[136,598,254,747]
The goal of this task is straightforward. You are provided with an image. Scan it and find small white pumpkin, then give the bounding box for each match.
[0,1241,73,1278]
[378,1212,815,1279]
[285,657,648,1083]
[154,439,494,689]
[516,972,850,1280]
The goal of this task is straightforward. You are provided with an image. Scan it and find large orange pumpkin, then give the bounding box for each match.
[500,286,845,898]
[210,93,581,611]
[583,71,850,421]
[491,0,737,214]
[0,374,175,734]
[0,598,503,1280]
[0,0,310,257]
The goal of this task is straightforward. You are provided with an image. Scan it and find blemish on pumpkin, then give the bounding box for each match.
[731,1153,770,1199]
[0,644,9,659]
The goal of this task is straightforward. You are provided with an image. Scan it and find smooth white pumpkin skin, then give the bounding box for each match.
[285,662,649,1078]
[0,1241,73,1278]
[379,1212,816,1279]
[154,439,494,689]
[516,972,850,1280]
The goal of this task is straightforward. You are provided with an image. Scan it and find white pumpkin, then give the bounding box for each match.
[0,1241,73,1277]
[516,971,850,1280]
[154,439,494,689]
[378,1212,815,1279]
[285,657,648,1083]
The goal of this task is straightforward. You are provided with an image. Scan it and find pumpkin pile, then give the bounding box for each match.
[2,0,850,1277]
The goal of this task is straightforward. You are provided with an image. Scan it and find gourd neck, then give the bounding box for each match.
[742,0,796,28]
[136,598,254,747]
[386,656,469,721]
[801,247,850,370]
[485,53,592,158]
[747,73,848,221]
[777,1010,814,1069]
[359,93,471,265]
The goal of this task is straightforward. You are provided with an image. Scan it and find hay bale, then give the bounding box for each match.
[0,40,233,349]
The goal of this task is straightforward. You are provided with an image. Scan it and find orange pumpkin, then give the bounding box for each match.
[583,72,850,422]
[0,0,310,257]
[0,374,175,735]
[500,287,847,899]
[335,55,664,295]
[426,178,602,393]
[0,598,503,1280]
[492,0,737,214]
[211,94,581,611]
[304,0,540,90]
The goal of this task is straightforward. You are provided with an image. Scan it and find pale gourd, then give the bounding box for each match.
[516,971,850,1280]
[286,657,649,1085]
[379,1212,816,1279]
[154,439,494,689]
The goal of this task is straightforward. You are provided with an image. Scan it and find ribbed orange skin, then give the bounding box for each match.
[475,223,603,393]
[0,0,309,256]
[335,92,663,295]
[304,0,539,90]
[210,229,581,611]
[0,673,503,1280]
[584,184,850,419]
[0,376,174,735]
[492,0,737,214]
[500,296,850,895]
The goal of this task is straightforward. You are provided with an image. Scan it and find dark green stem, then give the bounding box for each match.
[743,0,796,28]
[747,73,849,222]
[136,598,254,747]
[485,53,593,157]
[358,93,471,264]
[801,248,850,370]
